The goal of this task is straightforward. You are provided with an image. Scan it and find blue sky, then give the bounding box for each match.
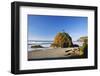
[28,15,88,41]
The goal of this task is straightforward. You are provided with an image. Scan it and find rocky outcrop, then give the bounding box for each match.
[51,32,73,48]
[31,45,43,48]
[77,36,88,42]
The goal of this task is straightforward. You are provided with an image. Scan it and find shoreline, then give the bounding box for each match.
[28,47,81,60]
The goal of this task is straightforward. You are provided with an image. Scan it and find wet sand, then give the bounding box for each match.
[28,47,80,60]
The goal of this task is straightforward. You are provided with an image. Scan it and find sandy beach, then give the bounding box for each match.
[28,47,80,60]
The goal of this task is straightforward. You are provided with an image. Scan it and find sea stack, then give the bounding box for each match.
[51,32,73,48]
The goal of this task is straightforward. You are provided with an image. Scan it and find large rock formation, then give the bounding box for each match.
[51,32,73,48]
[80,36,88,57]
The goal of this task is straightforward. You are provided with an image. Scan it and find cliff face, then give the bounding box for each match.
[51,32,73,48]
[77,36,88,42]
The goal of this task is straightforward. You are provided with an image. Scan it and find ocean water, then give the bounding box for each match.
[28,40,83,51]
